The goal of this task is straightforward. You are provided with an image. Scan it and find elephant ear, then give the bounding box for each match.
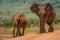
[45,3,53,11]
[30,3,39,13]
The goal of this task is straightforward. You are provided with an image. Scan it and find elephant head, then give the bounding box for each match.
[30,3,53,16]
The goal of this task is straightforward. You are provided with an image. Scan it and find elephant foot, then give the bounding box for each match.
[19,34,22,36]
[40,30,46,33]
[16,34,20,37]
[40,31,46,33]
[21,34,24,36]
[13,36,16,37]
[48,28,54,32]
[21,33,24,36]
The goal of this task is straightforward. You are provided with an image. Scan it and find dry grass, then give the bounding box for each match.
[0,23,60,38]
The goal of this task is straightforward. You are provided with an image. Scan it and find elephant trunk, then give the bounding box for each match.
[39,14,46,33]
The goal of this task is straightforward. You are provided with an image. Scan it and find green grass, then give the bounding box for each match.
[25,26,39,33]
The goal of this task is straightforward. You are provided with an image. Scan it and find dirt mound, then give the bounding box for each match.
[2,30,60,40]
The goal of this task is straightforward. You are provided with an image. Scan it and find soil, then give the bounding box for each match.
[1,30,60,40]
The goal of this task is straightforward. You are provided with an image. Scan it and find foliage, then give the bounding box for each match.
[0,11,2,14]
[54,19,60,24]
[0,19,12,27]
[0,0,60,27]
[27,18,39,27]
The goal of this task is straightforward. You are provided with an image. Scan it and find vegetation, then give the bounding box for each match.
[0,0,60,37]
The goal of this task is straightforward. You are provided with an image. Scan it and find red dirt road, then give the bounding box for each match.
[2,30,60,40]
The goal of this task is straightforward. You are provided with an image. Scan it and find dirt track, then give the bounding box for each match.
[2,30,60,40]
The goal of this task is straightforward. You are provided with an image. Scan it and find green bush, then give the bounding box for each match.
[0,19,12,27]
[27,18,39,27]
[54,19,60,24]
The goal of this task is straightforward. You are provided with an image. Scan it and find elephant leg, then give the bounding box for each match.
[13,24,16,37]
[22,27,25,36]
[47,23,54,32]
[16,30,19,37]
[19,29,21,36]
[40,21,46,33]
[47,17,54,32]
[16,27,21,36]
[49,24,54,32]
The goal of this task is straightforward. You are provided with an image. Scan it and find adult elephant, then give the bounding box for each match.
[13,14,27,37]
[30,3,56,33]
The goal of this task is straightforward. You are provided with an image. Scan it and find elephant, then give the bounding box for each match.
[30,3,56,33]
[13,14,27,37]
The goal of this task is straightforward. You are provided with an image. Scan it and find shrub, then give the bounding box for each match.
[54,19,60,24]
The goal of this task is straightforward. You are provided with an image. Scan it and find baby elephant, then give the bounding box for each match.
[13,14,27,37]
